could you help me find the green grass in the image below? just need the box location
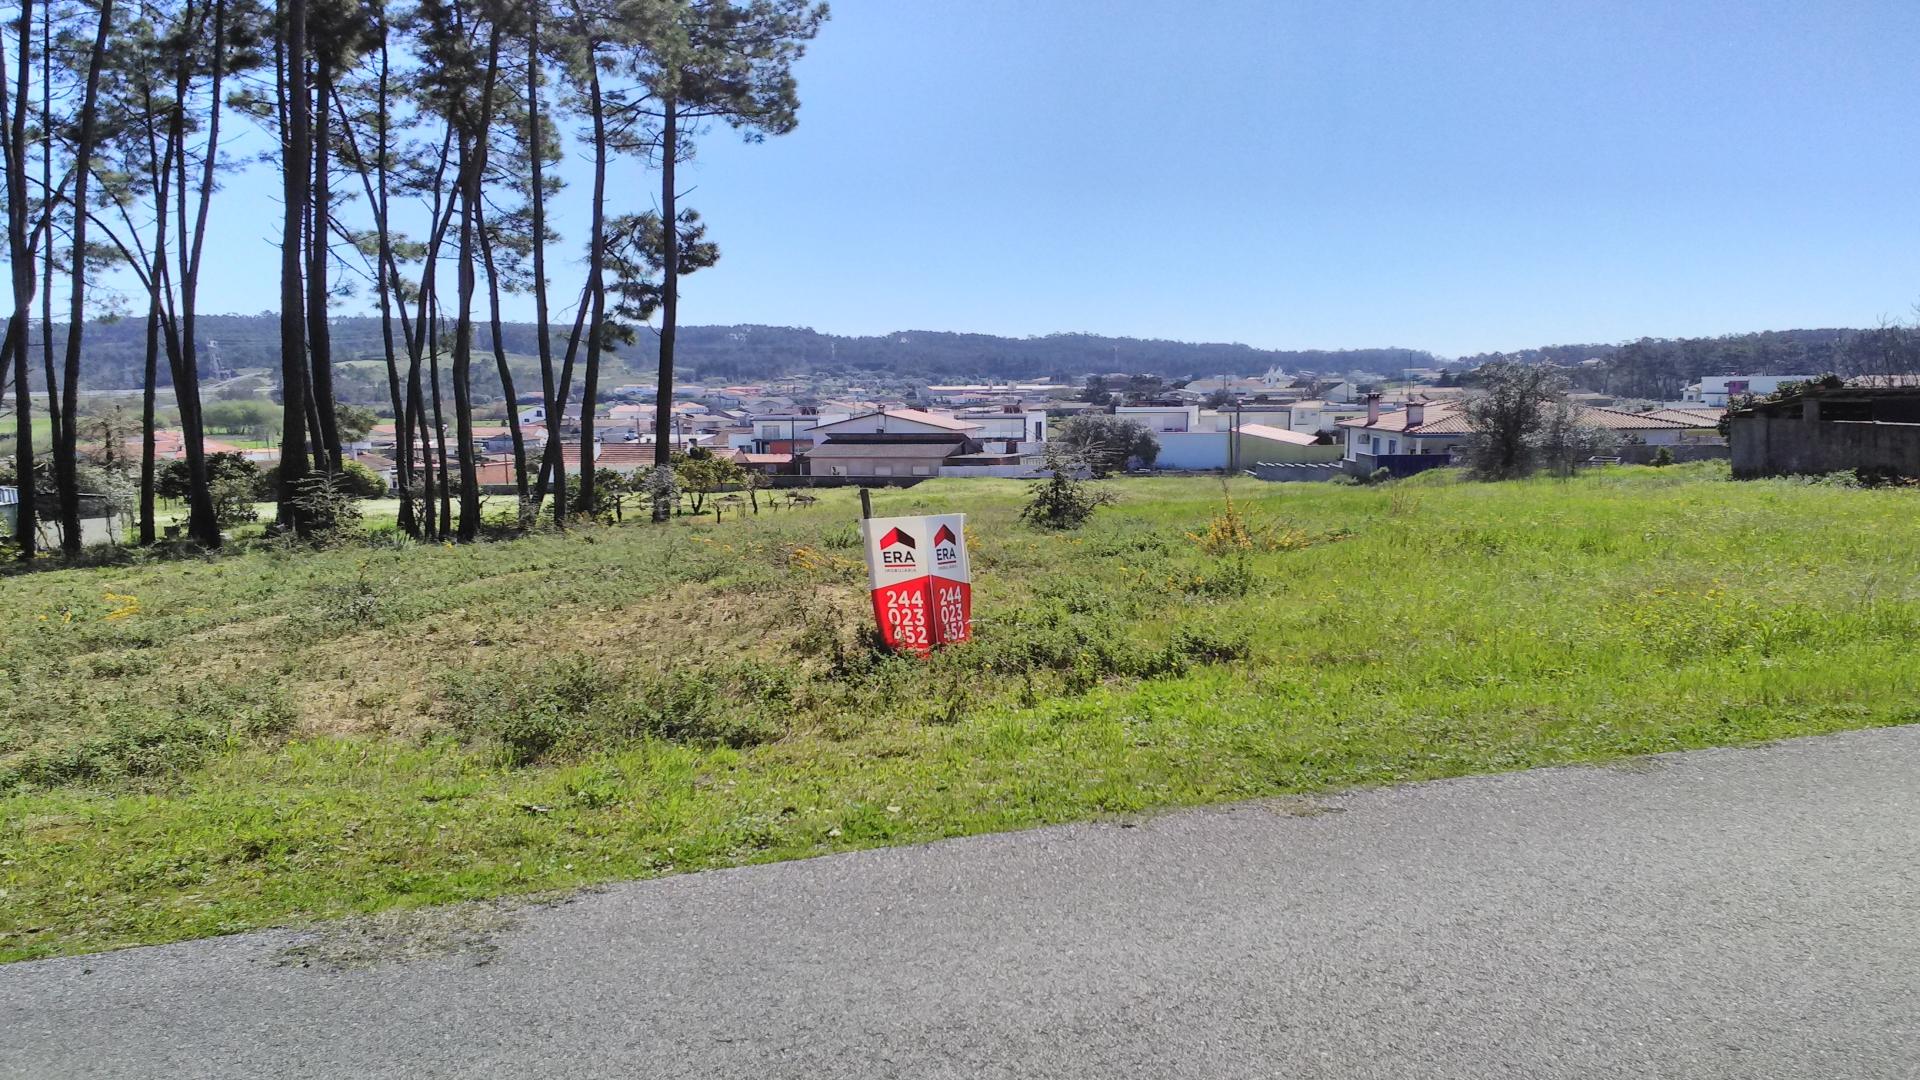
[4,463,1918,962]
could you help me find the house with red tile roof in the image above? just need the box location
[1337,397,1693,476]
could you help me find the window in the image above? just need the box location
[1371,436,1380,454]
[911,464,933,476]
[874,464,894,476]
[1387,439,1397,455]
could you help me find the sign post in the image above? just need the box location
[860,511,972,654]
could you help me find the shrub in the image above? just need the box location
[1651,446,1676,468]
[156,452,260,529]
[1169,624,1251,664]
[1020,448,1116,529]
[339,460,389,498]
[259,460,387,501]
[289,472,364,547]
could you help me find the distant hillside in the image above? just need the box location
[35,314,1434,394]
[1455,327,1920,399]
[33,315,1920,402]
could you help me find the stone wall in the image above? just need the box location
[1731,416,1920,478]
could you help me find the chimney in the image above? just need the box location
[1365,393,1381,425]
[1405,401,1425,428]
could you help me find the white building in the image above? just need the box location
[1282,400,1371,436]
[954,408,1049,454]
[1114,405,1232,470]
[1684,375,1819,408]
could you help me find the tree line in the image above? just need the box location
[11,314,1449,392]
[1,0,825,560]
[1457,327,1920,401]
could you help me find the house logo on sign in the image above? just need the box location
[878,527,918,568]
[932,523,960,569]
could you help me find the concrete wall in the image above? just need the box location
[1152,430,1230,470]
[941,464,1047,479]
[1732,415,1920,478]
[812,456,946,479]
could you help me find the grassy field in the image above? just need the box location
[4,463,1918,962]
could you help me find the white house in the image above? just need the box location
[1684,375,1819,408]
[1282,400,1371,435]
[1337,399,1459,475]
[1112,405,1233,470]
[953,407,1048,454]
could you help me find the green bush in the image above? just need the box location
[257,460,388,501]
[1020,450,1117,529]
[340,460,389,498]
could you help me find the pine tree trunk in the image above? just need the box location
[427,299,450,535]
[452,132,480,541]
[277,0,311,533]
[650,95,679,523]
[526,4,559,525]
[139,293,159,545]
[55,0,115,555]
[476,203,528,512]
[308,58,340,474]
[38,0,61,532]
[4,0,38,560]
[578,61,608,520]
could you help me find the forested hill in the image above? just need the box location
[1454,327,1920,399]
[48,315,1434,390]
[46,315,1920,398]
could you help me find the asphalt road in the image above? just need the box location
[7,727,1919,1079]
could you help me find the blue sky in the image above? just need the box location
[185,0,1920,357]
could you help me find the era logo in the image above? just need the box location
[932,523,959,568]
[879,527,917,567]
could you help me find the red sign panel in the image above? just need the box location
[862,513,971,653]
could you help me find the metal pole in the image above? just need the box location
[859,487,872,520]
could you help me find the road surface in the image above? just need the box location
[6,726,1919,1079]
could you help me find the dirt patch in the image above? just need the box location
[273,897,549,971]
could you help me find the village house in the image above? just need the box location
[950,406,1049,454]
[1684,375,1819,408]
[1338,398,1696,477]
[802,409,1003,478]
[1280,399,1371,436]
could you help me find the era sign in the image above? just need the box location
[861,513,972,654]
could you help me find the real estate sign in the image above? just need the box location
[861,513,972,654]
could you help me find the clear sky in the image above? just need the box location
[183,0,1920,358]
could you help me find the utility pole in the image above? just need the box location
[1232,398,1242,473]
